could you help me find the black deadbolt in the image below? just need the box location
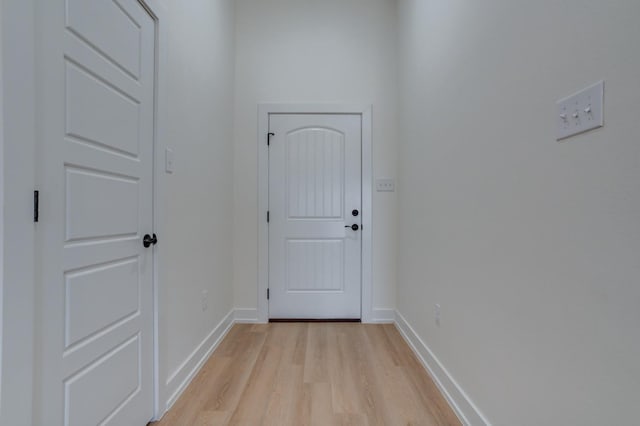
[352,209,359,217]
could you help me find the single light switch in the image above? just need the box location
[376,178,395,192]
[556,81,604,141]
[165,148,174,173]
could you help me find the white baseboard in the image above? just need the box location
[234,308,260,323]
[369,308,396,323]
[394,311,490,426]
[164,310,235,412]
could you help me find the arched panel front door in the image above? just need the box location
[268,114,362,319]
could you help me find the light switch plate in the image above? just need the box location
[556,80,604,141]
[165,148,174,173]
[376,178,395,192]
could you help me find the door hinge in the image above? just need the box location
[267,132,274,146]
[267,288,270,300]
[34,190,39,222]
[267,210,270,223]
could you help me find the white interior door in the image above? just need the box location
[268,114,362,319]
[39,1,155,424]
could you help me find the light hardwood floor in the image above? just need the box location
[151,323,461,426]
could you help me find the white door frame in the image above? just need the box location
[0,0,5,413]
[139,0,171,420]
[257,104,373,323]
[123,1,173,420]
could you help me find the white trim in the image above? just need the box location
[140,0,170,420]
[234,308,260,323]
[394,311,490,426]
[257,106,269,323]
[370,309,396,323]
[0,0,4,409]
[163,310,235,414]
[360,107,373,323]
[257,104,374,323]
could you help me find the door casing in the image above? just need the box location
[257,104,373,323]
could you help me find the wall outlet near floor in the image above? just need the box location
[435,304,441,327]
[202,289,209,311]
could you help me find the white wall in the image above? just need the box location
[233,0,399,317]
[158,0,236,409]
[0,0,37,424]
[396,1,640,425]
[0,0,4,412]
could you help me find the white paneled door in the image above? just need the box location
[39,1,155,425]
[268,114,362,319]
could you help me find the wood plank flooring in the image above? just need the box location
[151,323,461,426]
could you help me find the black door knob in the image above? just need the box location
[345,224,359,231]
[352,209,359,217]
[143,233,158,248]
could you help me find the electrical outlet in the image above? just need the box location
[201,289,208,311]
[435,304,441,327]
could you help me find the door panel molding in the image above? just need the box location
[36,0,162,424]
[2,0,170,423]
[257,104,373,323]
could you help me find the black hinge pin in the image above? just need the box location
[267,132,274,146]
[34,190,39,222]
[267,211,270,223]
[267,288,270,300]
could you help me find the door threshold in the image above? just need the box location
[269,318,361,323]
